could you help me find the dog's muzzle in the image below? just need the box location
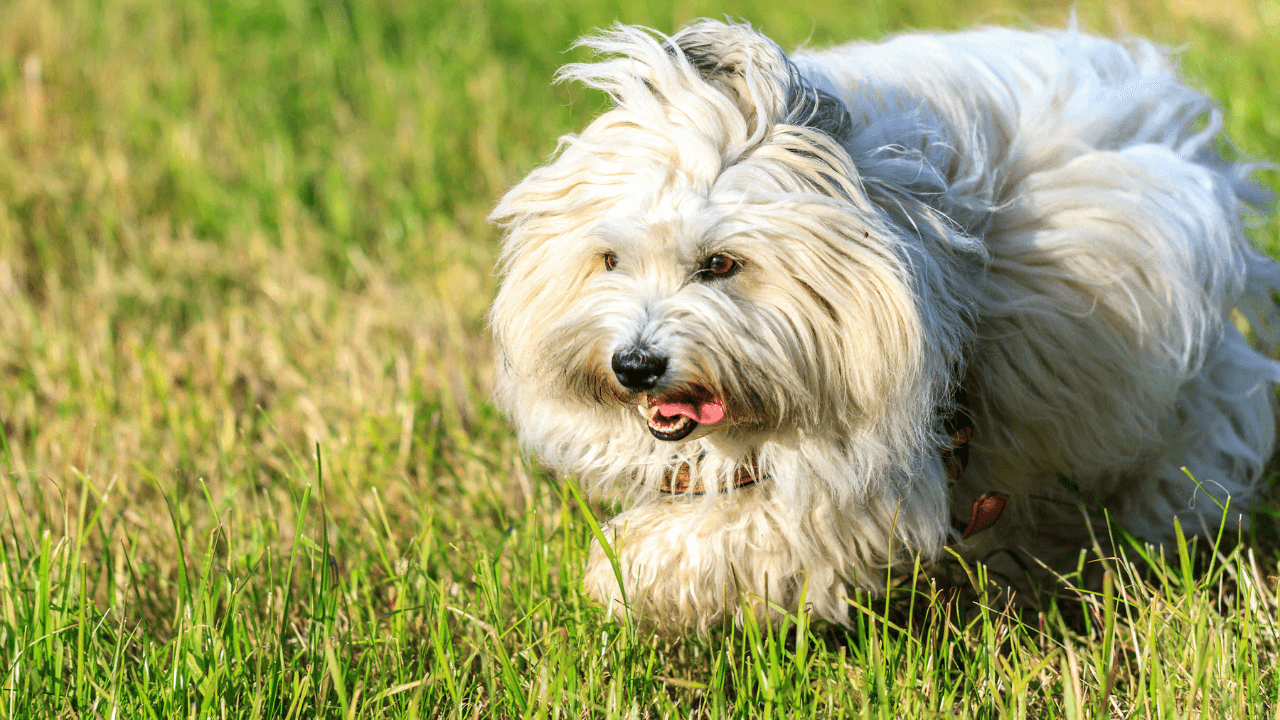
[612,348,727,441]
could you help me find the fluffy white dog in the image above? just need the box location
[489,20,1280,631]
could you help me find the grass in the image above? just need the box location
[0,0,1279,716]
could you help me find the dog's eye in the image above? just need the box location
[701,254,737,278]
[603,252,618,271]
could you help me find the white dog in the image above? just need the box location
[489,20,1280,631]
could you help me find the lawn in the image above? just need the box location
[1,0,1279,716]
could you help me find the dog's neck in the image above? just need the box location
[655,392,1007,540]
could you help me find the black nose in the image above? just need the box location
[611,348,668,391]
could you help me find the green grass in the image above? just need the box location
[1,0,1279,716]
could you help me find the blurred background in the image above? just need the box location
[2,0,1275,523]
[0,0,1276,710]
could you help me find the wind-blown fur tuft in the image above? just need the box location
[489,19,1280,632]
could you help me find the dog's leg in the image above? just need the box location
[581,484,939,631]
[583,492,839,631]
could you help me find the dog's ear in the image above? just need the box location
[669,22,855,148]
[665,21,796,138]
[783,77,855,145]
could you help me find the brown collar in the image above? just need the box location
[658,456,763,495]
[942,389,1008,539]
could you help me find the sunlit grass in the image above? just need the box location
[0,0,1278,716]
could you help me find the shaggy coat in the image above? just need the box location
[489,20,1280,631]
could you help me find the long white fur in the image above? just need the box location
[489,20,1280,632]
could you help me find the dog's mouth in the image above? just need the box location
[638,390,726,441]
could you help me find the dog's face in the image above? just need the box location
[490,23,946,478]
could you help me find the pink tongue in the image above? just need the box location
[656,398,725,425]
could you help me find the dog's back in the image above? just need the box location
[802,27,1280,553]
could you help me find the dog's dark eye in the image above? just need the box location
[701,253,737,278]
[603,252,618,271]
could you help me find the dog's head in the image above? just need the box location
[490,21,971,486]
